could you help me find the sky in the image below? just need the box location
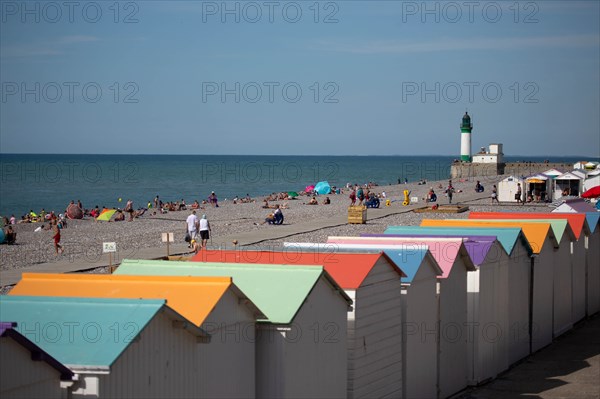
[1,0,599,157]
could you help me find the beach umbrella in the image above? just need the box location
[66,203,83,219]
[581,185,600,199]
[96,209,117,222]
[305,185,315,193]
[314,181,331,195]
[287,191,299,198]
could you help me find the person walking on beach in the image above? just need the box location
[349,188,357,205]
[199,214,211,249]
[186,210,199,245]
[515,183,523,205]
[154,195,160,210]
[491,185,499,204]
[446,181,455,204]
[48,219,63,255]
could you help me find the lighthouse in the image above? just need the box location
[460,111,472,162]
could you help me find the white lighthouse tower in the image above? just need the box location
[460,111,472,162]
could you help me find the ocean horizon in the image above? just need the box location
[1,154,595,218]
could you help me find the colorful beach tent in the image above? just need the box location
[96,208,116,222]
[287,191,299,198]
[304,185,315,193]
[314,181,331,195]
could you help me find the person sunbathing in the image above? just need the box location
[308,196,318,205]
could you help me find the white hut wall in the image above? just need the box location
[571,238,587,323]
[256,277,349,399]
[0,337,66,399]
[401,258,439,399]
[200,288,258,398]
[466,244,509,385]
[506,243,532,365]
[98,311,203,399]
[348,259,403,399]
[586,230,600,316]
[438,258,469,398]
[552,237,574,337]
[531,239,555,352]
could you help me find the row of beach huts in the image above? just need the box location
[1,205,599,398]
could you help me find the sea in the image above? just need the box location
[0,154,593,218]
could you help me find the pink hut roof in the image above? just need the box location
[326,236,475,278]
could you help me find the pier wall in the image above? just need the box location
[450,162,573,179]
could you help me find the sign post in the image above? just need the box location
[162,233,174,257]
[103,242,117,272]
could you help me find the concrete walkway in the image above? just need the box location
[455,315,600,399]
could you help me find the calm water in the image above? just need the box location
[0,154,590,217]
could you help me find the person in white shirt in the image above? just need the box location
[199,214,211,248]
[186,210,199,242]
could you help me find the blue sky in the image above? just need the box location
[1,0,599,156]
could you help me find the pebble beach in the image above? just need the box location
[0,174,552,273]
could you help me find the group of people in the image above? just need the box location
[349,185,386,207]
[307,196,331,205]
[185,210,212,254]
[232,194,254,204]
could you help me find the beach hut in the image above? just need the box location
[497,175,524,203]
[542,168,565,179]
[1,322,74,399]
[584,214,600,315]
[328,234,509,388]
[282,243,442,399]
[114,259,352,399]
[421,219,558,352]
[553,171,584,199]
[525,174,552,202]
[382,226,533,366]
[325,237,475,398]
[470,212,590,324]
[192,250,407,399]
[557,211,600,316]
[466,217,576,337]
[10,273,263,398]
[0,296,210,398]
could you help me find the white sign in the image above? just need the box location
[103,242,117,253]
[162,232,174,243]
[411,197,419,204]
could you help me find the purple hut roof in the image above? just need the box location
[362,233,497,266]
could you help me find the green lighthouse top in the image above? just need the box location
[461,112,472,130]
